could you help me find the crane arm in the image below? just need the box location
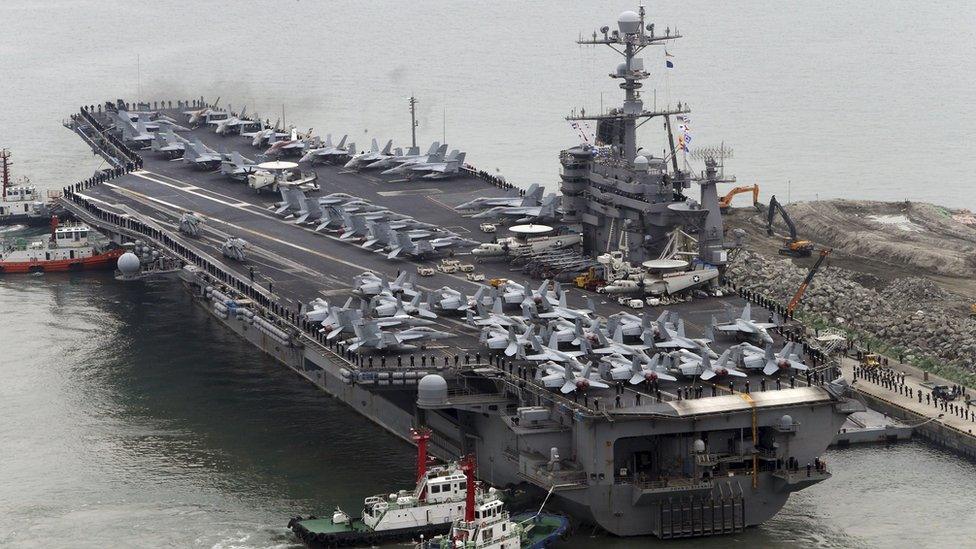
[787,248,831,314]
[767,195,799,241]
[719,184,760,209]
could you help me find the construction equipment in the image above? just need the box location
[766,195,814,257]
[787,248,831,315]
[860,353,881,370]
[574,267,605,291]
[719,184,760,211]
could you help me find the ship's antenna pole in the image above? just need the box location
[408,95,418,148]
[0,149,10,200]
[442,106,446,144]
[137,54,141,100]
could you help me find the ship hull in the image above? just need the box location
[0,247,123,273]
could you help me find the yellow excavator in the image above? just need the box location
[766,195,814,257]
[719,184,760,212]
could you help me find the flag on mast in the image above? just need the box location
[665,49,675,69]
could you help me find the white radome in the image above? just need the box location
[117,252,141,275]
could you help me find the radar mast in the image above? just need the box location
[569,5,688,163]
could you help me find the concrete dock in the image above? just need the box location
[840,357,976,458]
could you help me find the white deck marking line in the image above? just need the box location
[111,172,489,332]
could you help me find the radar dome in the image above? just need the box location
[633,155,649,172]
[616,62,628,76]
[417,374,448,408]
[779,415,794,430]
[693,439,706,453]
[117,252,140,275]
[618,10,641,34]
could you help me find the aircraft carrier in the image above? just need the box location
[54,7,862,538]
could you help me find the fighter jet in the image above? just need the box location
[607,311,668,339]
[317,299,367,340]
[738,342,810,375]
[150,127,187,159]
[300,134,354,164]
[264,128,307,157]
[537,360,610,394]
[480,325,538,357]
[675,348,747,381]
[220,151,259,181]
[410,150,466,179]
[115,109,189,133]
[430,286,472,313]
[466,300,531,330]
[365,142,438,170]
[182,138,223,170]
[116,118,154,149]
[537,292,596,324]
[654,316,718,358]
[344,139,395,170]
[273,185,307,216]
[352,271,419,298]
[381,144,448,176]
[242,119,285,146]
[524,332,591,363]
[364,221,438,250]
[371,292,438,320]
[455,183,544,213]
[385,231,474,260]
[602,352,677,384]
[349,321,453,351]
[498,279,560,307]
[470,193,560,223]
[183,97,221,126]
[592,325,653,356]
[712,304,778,344]
[213,107,250,135]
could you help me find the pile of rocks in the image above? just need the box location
[727,250,976,372]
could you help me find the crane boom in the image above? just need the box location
[787,248,831,314]
[719,184,759,210]
[766,195,797,241]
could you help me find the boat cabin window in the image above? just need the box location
[431,484,441,494]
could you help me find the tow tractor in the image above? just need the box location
[479,222,497,233]
[417,265,435,277]
[438,259,460,273]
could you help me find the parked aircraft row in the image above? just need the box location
[454,183,562,223]
[181,102,469,180]
[271,189,477,260]
[457,284,804,392]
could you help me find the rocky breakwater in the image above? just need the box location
[727,250,976,383]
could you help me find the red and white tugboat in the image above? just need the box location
[0,217,123,273]
[0,149,56,226]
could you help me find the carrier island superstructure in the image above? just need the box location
[54,7,861,538]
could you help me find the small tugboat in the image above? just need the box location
[0,217,123,273]
[0,149,56,226]
[418,455,569,549]
[288,429,479,548]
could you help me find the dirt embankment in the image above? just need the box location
[726,199,976,298]
[724,199,976,381]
